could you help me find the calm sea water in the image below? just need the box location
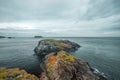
[0,37,120,80]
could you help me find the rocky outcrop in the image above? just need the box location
[41,51,107,80]
[34,39,107,80]
[0,39,107,80]
[0,67,39,80]
[34,39,80,56]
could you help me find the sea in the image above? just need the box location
[0,37,120,80]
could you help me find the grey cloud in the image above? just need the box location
[0,0,120,21]
[82,0,120,20]
[0,0,73,22]
[0,0,120,37]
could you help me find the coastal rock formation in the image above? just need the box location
[34,39,80,56]
[0,39,107,80]
[34,39,107,80]
[43,51,106,80]
[0,67,39,80]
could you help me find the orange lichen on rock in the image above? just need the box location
[48,56,57,64]
[46,55,57,67]
[46,51,76,69]
[46,55,57,75]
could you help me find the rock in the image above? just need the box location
[34,39,80,56]
[90,68,107,80]
[43,51,107,80]
[0,67,39,80]
[34,39,107,80]
[40,72,49,80]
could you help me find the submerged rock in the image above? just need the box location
[34,39,80,56]
[0,67,39,80]
[43,51,107,80]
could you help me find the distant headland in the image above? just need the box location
[0,36,6,38]
[0,36,15,39]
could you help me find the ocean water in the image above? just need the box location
[0,37,120,80]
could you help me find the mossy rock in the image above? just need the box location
[34,39,80,56]
[44,51,106,80]
[0,68,39,80]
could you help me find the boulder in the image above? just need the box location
[34,39,80,56]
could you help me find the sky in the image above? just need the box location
[0,0,120,37]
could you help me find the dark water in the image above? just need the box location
[0,37,120,80]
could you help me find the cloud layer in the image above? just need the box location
[0,0,120,37]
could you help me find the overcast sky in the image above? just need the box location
[0,0,120,37]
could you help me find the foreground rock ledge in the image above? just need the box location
[40,51,106,80]
[0,68,39,80]
[34,39,80,56]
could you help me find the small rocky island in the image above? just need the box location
[34,36,43,38]
[0,39,107,80]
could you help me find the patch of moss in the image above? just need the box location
[45,39,69,49]
[55,43,69,49]
[43,39,62,43]
[57,50,75,64]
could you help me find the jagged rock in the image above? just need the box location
[43,51,107,80]
[0,67,39,80]
[34,39,80,56]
